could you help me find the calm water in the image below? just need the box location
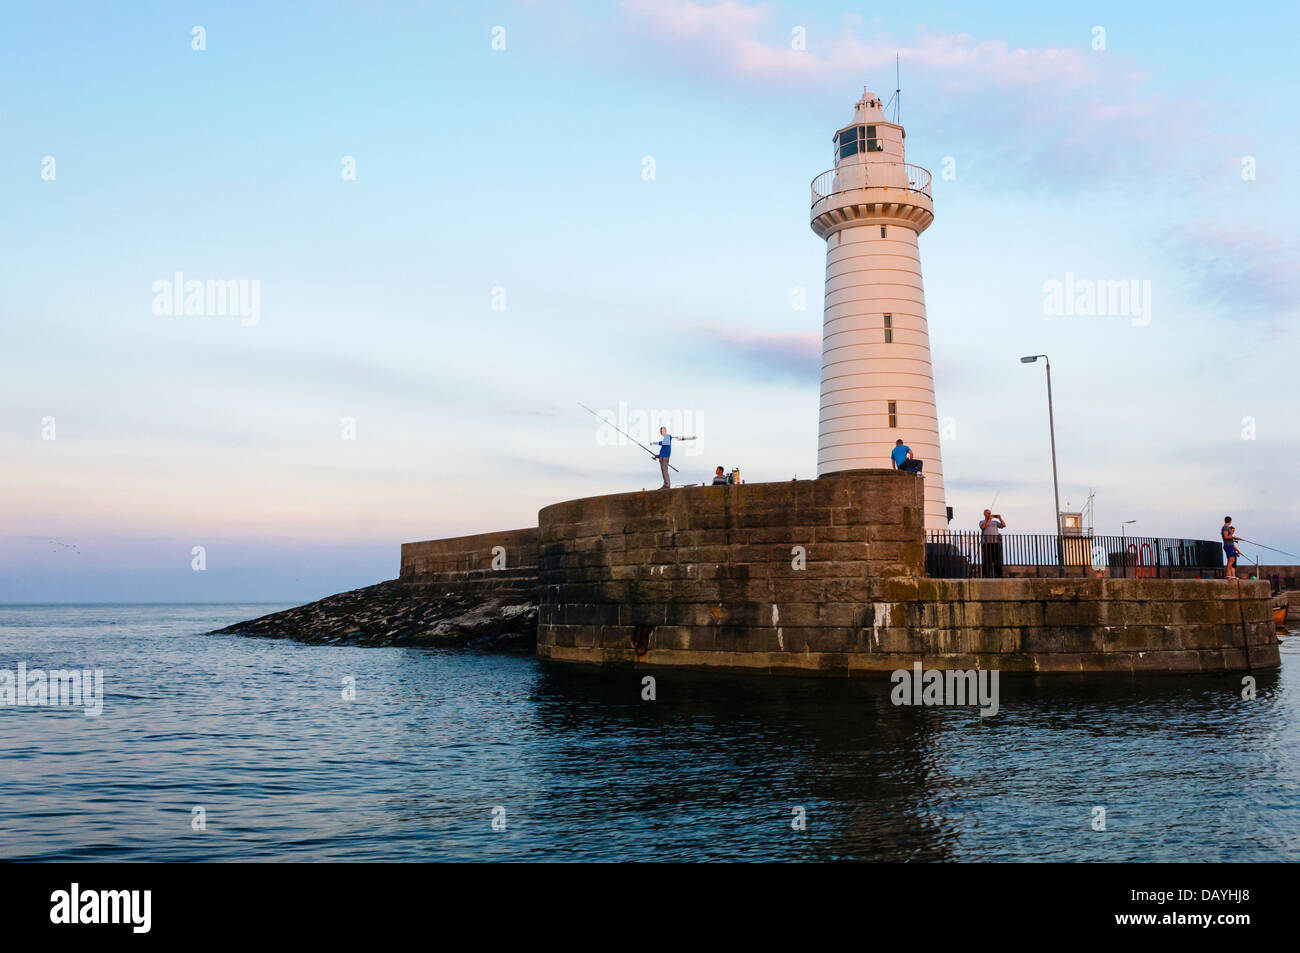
[0,603,1297,862]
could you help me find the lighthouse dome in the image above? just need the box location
[833,87,905,166]
[853,89,886,123]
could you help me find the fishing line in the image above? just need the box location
[1235,538,1300,560]
[578,403,680,473]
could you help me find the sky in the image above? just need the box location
[3,0,1298,602]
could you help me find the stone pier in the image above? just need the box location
[529,471,1279,675]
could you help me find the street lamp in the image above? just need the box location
[1121,520,1137,579]
[1021,354,1063,576]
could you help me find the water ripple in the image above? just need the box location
[0,604,1296,861]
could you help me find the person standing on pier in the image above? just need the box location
[652,426,695,489]
[1222,517,1242,579]
[980,509,1007,578]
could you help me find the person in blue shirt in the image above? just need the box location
[652,427,695,489]
[891,438,923,473]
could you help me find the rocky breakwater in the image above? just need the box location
[216,526,542,650]
[213,580,538,651]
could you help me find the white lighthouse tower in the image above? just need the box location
[810,88,947,530]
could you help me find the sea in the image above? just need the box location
[1,604,1297,862]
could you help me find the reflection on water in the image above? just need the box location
[0,605,1296,861]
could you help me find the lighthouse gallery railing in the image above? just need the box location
[810,162,932,208]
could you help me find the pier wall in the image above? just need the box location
[399,527,537,599]
[1254,565,1300,592]
[855,576,1278,674]
[536,470,922,669]
[393,473,1279,674]
[532,472,1279,675]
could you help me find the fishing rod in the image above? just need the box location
[1234,538,1300,561]
[977,493,1001,527]
[578,403,679,473]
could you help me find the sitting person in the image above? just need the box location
[712,466,729,485]
[890,438,923,473]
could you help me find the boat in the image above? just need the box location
[1274,604,1289,630]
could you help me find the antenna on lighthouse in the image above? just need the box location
[894,53,901,123]
[882,54,902,123]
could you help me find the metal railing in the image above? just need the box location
[810,162,932,208]
[925,531,1225,580]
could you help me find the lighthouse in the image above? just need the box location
[810,89,948,530]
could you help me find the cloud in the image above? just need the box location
[1162,224,1300,327]
[697,325,820,382]
[619,1,1102,89]
[615,1,1294,329]
[615,2,1214,190]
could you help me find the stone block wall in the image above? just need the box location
[1253,565,1300,592]
[865,577,1279,674]
[535,472,1278,675]
[394,472,1279,675]
[536,470,925,668]
[399,527,538,598]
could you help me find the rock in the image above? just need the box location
[211,579,538,652]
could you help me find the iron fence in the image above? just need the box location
[925,531,1225,579]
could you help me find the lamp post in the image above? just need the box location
[1121,520,1137,579]
[1021,354,1062,576]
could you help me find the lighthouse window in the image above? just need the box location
[837,126,863,161]
[888,401,898,428]
[837,126,884,162]
[880,226,887,237]
[884,314,893,342]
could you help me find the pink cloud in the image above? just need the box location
[700,325,821,381]
[614,1,1213,190]
[620,0,1102,91]
[1170,225,1300,317]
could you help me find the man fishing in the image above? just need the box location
[652,426,695,489]
[980,509,1007,578]
[1222,517,1242,579]
[578,404,692,488]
